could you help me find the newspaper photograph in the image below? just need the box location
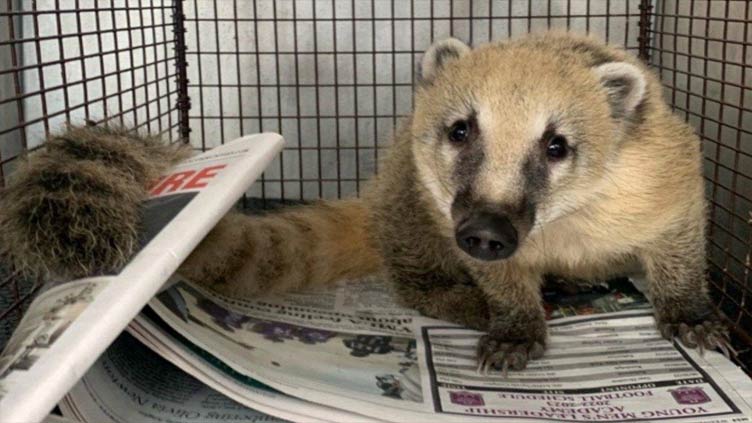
[59,332,283,423]
[0,133,284,423]
[0,277,110,393]
[142,275,752,422]
[149,278,426,412]
[128,308,375,422]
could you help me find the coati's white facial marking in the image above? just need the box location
[414,143,457,222]
[529,113,549,144]
[531,191,586,233]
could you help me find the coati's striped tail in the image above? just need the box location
[178,199,382,298]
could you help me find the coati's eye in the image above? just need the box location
[448,120,471,143]
[546,135,569,160]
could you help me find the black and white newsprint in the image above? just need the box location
[59,332,284,423]
[119,275,752,422]
[421,312,751,421]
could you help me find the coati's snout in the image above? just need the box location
[455,212,518,261]
[451,193,533,261]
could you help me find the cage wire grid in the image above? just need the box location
[0,0,184,346]
[0,0,750,374]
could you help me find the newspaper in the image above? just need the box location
[128,310,377,423]
[42,414,80,423]
[0,133,284,423]
[421,313,750,421]
[59,332,284,423]
[138,275,752,422]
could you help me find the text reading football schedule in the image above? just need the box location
[421,312,752,422]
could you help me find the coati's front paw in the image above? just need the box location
[658,317,732,357]
[476,335,546,375]
[475,306,548,374]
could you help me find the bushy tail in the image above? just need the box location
[0,125,190,279]
[178,199,383,299]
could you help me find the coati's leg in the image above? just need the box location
[389,268,490,331]
[474,267,547,373]
[640,226,730,354]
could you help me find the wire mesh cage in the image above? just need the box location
[648,0,752,373]
[0,0,750,374]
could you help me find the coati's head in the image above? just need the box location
[411,33,652,262]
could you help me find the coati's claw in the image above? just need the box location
[476,335,545,376]
[659,319,734,357]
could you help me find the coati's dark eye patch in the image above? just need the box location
[448,119,473,144]
[546,135,569,161]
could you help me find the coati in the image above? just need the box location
[179,32,729,372]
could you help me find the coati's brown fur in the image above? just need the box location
[0,125,191,279]
[179,199,382,297]
[180,32,729,371]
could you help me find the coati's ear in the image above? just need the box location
[419,38,471,85]
[592,62,647,119]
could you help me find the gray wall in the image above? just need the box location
[4,0,176,153]
[0,1,22,180]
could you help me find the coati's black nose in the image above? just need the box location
[455,213,518,261]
